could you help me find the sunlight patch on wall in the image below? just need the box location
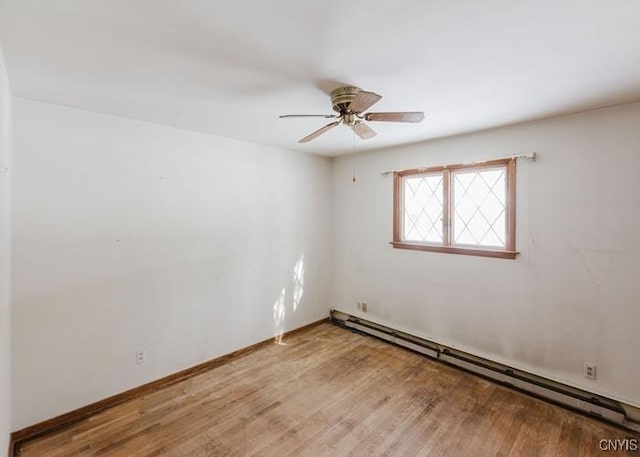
[293,254,304,311]
[273,286,286,344]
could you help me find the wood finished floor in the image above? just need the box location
[18,323,638,457]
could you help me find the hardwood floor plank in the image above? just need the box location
[17,324,638,457]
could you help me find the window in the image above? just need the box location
[392,158,516,259]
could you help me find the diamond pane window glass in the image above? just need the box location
[452,167,506,248]
[393,158,516,259]
[403,174,443,243]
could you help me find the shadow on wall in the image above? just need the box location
[273,254,305,344]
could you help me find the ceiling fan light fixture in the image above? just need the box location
[280,86,425,143]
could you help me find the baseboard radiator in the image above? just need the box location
[330,310,640,433]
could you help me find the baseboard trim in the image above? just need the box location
[10,317,329,456]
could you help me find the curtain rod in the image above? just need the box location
[381,152,536,176]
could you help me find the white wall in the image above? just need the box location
[333,102,640,407]
[11,98,332,430]
[10,94,640,432]
[0,46,12,456]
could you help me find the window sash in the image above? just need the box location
[392,158,516,259]
[451,165,507,249]
[402,172,444,244]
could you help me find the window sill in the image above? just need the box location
[390,241,518,259]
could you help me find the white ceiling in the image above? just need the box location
[1,0,640,156]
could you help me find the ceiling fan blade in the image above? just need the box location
[280,114,337,119]
[348,90,382,113]
[298,121,341,143]
[350,122,377,140]
[364,112,425,123]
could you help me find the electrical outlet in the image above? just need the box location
[136,350,145,365]
[584,362,596,380]
[357,302,368,312]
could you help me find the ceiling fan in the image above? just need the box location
[280,86,425,143]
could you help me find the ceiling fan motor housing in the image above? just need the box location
[330,86,361,113]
